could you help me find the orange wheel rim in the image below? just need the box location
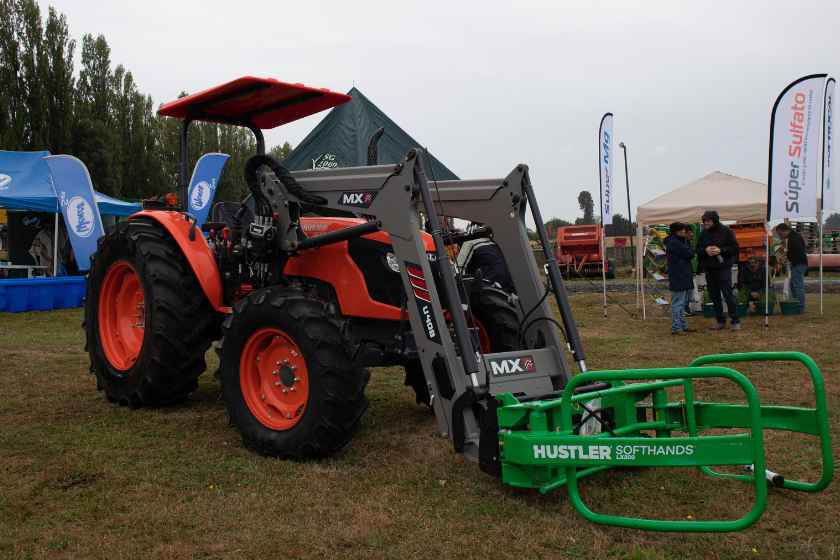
[475,318,492,353]
[445,309,493,353]
[240,328,309,430]
[98,261,145,371]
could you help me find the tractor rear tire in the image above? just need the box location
[469,285,521,352]
[219,286,369,458]
[404,284,520,407]
[85,218,219,407]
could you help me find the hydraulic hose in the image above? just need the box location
[244,154,328,213]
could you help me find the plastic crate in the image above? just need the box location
[703,302,749,318]
[780,300,802,315]
[0,276,86,313]
[749,301,775,315]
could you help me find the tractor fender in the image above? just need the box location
[129,210,225,312]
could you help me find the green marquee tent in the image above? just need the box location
[282,87,458,180]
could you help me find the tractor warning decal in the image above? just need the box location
[339,191,377,208]
[488,356,536,376]
[406,262,440,344]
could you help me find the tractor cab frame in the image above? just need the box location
[158,76,352,211]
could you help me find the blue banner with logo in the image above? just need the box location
[598,112,614,226]
[187,153,229,227]
[43,155,105,272]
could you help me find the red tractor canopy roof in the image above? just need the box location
[157,76,351,129]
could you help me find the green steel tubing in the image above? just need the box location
[497,352,831,532]
[688,352,832,492]
[557,366,767,532]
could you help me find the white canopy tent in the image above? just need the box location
[635,171,767,318]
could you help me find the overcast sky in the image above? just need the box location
[41,0,840,221]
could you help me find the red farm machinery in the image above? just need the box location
[554,224,615,278]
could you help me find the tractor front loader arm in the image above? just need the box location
[251,150,582,461]
[250,152,484,455]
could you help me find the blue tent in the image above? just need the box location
[0,150,141,216]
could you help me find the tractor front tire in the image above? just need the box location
[219,286,369,458]
[85,218,219,407]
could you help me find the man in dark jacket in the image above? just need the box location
[698,210,740,330]
[739,256,767,306]
[465,241,515,293]
[665,222,695,335]
[775,223,808,312]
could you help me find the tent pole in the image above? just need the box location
[620,142,633,252]
[53,212,59,277]
[764,224,770,328]
[635,226,640,308]
[601,230,607,318]
[639,227,646,320]
[818,206,824,316]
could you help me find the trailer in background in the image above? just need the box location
[554,224,614,278]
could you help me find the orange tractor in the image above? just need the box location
[84,77,546,458]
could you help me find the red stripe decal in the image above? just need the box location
[406,265,424,279]
[413,287,431,302]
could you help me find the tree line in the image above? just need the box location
[0,0,290,204]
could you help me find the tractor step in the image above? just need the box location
[496,351,832,532]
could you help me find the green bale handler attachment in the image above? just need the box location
[497,351,832,532]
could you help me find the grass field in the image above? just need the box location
[1,294,838,559]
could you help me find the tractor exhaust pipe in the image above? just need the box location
[367,127,385,165]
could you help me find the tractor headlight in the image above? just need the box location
[386,252,400,273]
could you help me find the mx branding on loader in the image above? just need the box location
[84,76,832,533]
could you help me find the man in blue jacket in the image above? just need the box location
[666,222,695,335]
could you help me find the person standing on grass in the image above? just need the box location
[698,210,741,330]
[775,223,808,313]
[665,222,695,335]
[684,225,697,317]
